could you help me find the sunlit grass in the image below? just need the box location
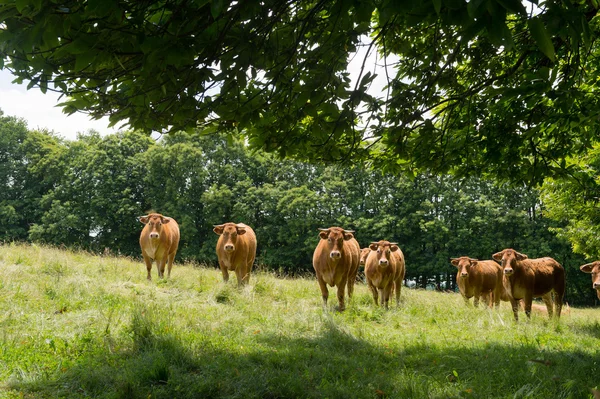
[0,243,599,398]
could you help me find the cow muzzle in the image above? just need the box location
[593,282,600,290]
[149,232,159,239]
[330,251,341,259]
[379,259,389,266]
[504,268,514,276]
[460,272,468,278]
[224,244,235,252]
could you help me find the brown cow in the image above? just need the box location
[450,257,504,308]
[359,247,371,267]
[492,249,565,321]
[312,227,360,311]
[365,241,406,309]
[139,213,180,280]
[580,261,600,300]
[214,223,257,287]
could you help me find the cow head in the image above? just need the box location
[318,227,354,260]
[359,248,371,266]
[492,249,528,276]
[139,213,172,240]
[214,223,247,253]
[368,241,399,267]
[450,257,478,279]
[580,261,600,299]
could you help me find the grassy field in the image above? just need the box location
[0,243,599,399]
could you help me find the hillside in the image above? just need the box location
[0,243,599,398]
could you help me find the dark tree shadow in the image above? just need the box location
[6,313,599,399]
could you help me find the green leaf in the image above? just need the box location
[26,76,40,90]
[495,0,526,15]
[211,0,227,19]
[74,52,95,72]
[15,0,30,13]
[528,17,555,62]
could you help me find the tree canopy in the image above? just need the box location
[1,0,600,183]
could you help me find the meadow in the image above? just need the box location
[0,243,599,399]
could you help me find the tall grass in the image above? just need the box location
[0,243,599,398]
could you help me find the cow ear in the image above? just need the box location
[138,215,149,224]
[369,243,379,251]
[236,227,247,235]
[390,244,399,252]
[319,231,329,240]
[515,252,528,261]
[450,258,459,267]
[580,263,595,273]
[492,251,504,261]
[343,232,354,241]
[469,259,479,266]
[161,217,171,224]
[213,225,224,235]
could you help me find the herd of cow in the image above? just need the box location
[138,213,600,321]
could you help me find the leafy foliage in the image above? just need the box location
[2,1,600,182]
[542,145,600,258]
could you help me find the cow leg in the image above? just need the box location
[236,267,250,287]
[541,293,554,319]
[317,277,329,309]
[462,294,470,307]
[143,254,153,281]
[394,279,402,306]
[493,287,501,309]
[554,291,563,319]
[157,259,166,279]
[346,276,355,301]
[378,288,384,307]
[523,294,533,320]
[482,292,492,308]
[510,297,520,321]
[383,285,393,310]
[166,252,175,278]
[337,276,348,311]
[368,282,379,306]
[473,289,480,308]
[480,292,489,308]
[219,261,229,283]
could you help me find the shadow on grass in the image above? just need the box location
[570,320,600,340]
[5,313,599,399]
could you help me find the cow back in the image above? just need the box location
[506,257,565,299]
[527,257,565,296]
[392,248,406,281]
[140,217,180,260]
[216,224,257,267]
[365,244,404,285]
[475,260,503,292]
[312,229,358,287]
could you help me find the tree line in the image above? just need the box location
[0,111,596,305]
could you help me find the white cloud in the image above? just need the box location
[0,69,118,140]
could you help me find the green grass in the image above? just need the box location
[0,243,599,399]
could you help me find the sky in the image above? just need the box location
[0,68,118,141]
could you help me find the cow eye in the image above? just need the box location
[327,238,332,243]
